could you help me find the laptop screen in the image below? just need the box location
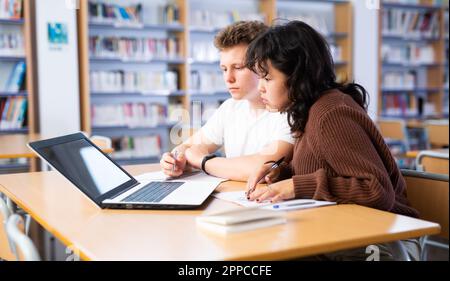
[31,135,135,203]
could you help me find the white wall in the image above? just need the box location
[35,0,80,137]
[350,0,380,120]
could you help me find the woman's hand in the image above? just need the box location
[246,162,281,196]
[248,179,295,203]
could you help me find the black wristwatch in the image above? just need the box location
[201,154,217,175]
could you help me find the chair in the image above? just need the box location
[425,120,449,149]
[416,150,449,175]
[402,169,449,260]
[0,194,15,261]
[377,118,414,168]
[6,214,41,261]
[90,135,112,150]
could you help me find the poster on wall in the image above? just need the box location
[47,22,68,50]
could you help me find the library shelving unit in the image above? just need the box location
[378,0,449,121]
[77,0,353,165]
[0,0,37,173]
[377,0,449,168]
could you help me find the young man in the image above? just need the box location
[159,21,294,181]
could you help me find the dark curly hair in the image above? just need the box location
[245,20,368,135]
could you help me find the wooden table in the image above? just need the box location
[0,134,40,159]
[0,134,114,159]
[0,164,440,261]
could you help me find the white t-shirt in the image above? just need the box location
[201,98,295,158]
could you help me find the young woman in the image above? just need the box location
[245,21,420,261]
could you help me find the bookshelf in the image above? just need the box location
[378,0,449,121]
[0,0,37,173]
[77,0,354,165]
[377,0,449,169]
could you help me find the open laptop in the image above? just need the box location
[28,132,219,210]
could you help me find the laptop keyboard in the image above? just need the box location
[121,181,184,203]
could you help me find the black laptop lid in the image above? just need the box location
[29,133,138,206]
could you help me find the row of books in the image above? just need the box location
[383,0,448,5]
[90,70,178,93]
[111,135,161,160]
[89,1,180,25]
[88,1,142,24]
[0,32,24,57]
[91,103,167,128]
[190,70,226,93]
[381,94,419,117]
[89,36,182,61]
[0,96,27,129]
[381,43,435,64]
[381,9,440,38]
[382,71,417,89]
[190,41,219,62]
[190,10,265,28]
[2,61,26,93]
[329,44,342,63]
[277,11,330,36]
[0,0,22,19]
[191,101,224,126]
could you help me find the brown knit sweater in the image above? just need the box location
[281,90,419,218]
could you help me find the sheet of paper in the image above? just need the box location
[213,191,336,210]
[135,170,227,184]
[261,199,336,211]
[212,191,272,208]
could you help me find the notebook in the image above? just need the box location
[196,207,286,235]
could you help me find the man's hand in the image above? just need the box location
[160,146,188,177]
[185,145,210,170]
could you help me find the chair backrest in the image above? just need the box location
[378,119,408,141]
[402,169,449,240]
[425,120,449,148]
[0,195,16,261]
[90,135,112,149]
[6,214,40,261]
[416,150,449,175]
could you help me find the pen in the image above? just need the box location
[248,156,285,195]
[272,201,315,209]
[172,150,178,173]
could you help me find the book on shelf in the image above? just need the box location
[383,0,448,6]
[0,96,27,129]
[91,103,167,128]
[88,1,142,24]
[90,70,178,93]
[111,135,161,160]
[190,70,226,93]
[0,0,22,20]
[382,8,440,39]
[381,43,435,65]
[190,10,265,29]
[382,94,418,117]
[89,36,181,61]
[383,71,417,89]
[159,3,180,25]
[167,102,184,124]
[190,41,219,63]
[0,31,25,57]
[277,11,330,36]
[3,61,26,93]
